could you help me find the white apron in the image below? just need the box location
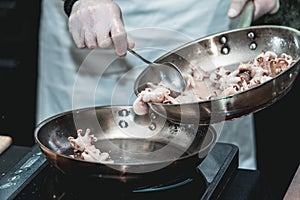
[37,0,256,169]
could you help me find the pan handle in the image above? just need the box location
[229,0,254,29]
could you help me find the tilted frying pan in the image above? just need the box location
[134,25,300,124]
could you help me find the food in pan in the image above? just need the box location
[133,51,295,115]
[68,128,114,163]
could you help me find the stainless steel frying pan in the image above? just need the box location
[34,106,217,188]
[134,25,300,124]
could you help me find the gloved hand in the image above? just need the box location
[68,0,134,57]
[228,0,280,21]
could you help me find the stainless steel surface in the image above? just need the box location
[134,25,300,124]
[34,105,217,186]
[129,48,186,96]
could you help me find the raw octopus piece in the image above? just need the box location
[68,128,114,163]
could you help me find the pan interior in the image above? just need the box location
[50,128,214,165]
[63,138,190,164]
[35,106,216,166]
[146,25,300,123]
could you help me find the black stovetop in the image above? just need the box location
[0,143,239,200]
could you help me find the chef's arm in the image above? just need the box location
[63,0,134,57]
[228,0,280,21]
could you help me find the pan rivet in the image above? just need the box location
[249,42,257,50]
[247,32,255,39]
[149,122,156,130]
[219,36,227,44]
[150,112,157,120]
[119,120,128,128]
[221,46,230,55]
[118,109,129,117]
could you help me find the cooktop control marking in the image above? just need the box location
[0,145,47,200]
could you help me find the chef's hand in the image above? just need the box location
[68,0,134,57]
[228,0,280,21]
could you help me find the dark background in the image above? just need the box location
[253,1,300,199]
[0,0,40,146]
[0,0,299,200]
